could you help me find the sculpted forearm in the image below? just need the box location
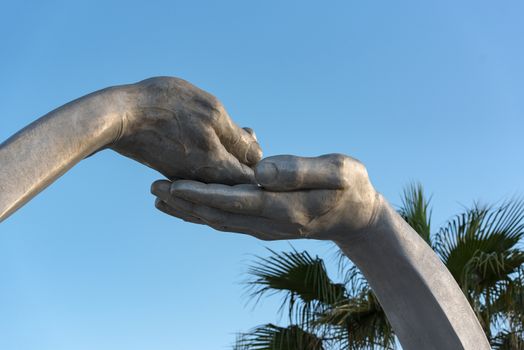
[0,86,129,221]
[152,153,492,350]
[0,77,262,222]
[335,196,490,350]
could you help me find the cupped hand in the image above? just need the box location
[112,77,262,184]
[151,154,380,241]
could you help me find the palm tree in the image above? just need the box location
[233,184,524,349]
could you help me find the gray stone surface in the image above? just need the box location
[152,154,492,350]
[0,77,261,221]
[1,77,491,349]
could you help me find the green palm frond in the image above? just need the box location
[234,324,325,350]
[434,198,524,337]
[462,250,524,295]
[335,251,368,294]
[398,182,432,245]
[236,191,524,350]
[317,290,395,350]
[491,270,524,328]
[245,248,346,324]
[435,199,524,290]
[491,330,524,350]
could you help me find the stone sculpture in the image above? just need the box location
[0,77,491,349]
[0,77,261,221]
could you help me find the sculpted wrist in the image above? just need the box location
[101,84,143,148]
[326,190,387,244]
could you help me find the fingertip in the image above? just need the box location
[246,141,263,166]
[151,180,171,196]
[243,126,263,165]
[214,118,263,166]
[255,160,279,187]
[243,127,258,142]
[256,154,354,191]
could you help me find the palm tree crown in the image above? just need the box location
[234,184,524,350]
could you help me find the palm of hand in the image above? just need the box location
[151,154,379,241]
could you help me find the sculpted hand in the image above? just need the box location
[112,77,262,184]
[151,153,493,350]
[0,76,261,222]
[151,154,379,241]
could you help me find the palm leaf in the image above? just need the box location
[317,290,396,350]
[462,250,524,295]
[491,330,524,350]
[491,270,524,330]
[245,248,346,325]
[435,199,524,290]
[398,182,432,245]
[237,194,524,350]
[434,198,524,337]
[234,324,324,350]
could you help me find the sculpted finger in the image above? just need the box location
[213,108,262,166]
[255,154,360,191]
[170,180,315,226]
[152,181,204,224]
[213,148,257,185]
[160,196,299,241]
[151,179,172,201]
[189,131,256,185]
[204,213,299,241]
[242,127,258,141]
[155,198,204,224]
[170,180,265,215]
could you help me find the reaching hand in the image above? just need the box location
[151,154,380,241]
[112,77,262,184]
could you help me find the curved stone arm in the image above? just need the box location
[336,198,491,350]
[0,77,261,222]
[151,154,491,350]
[0,87,125,221]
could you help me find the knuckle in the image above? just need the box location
[328,153,369,186]
[327,153,352,187]
[351,157,369,177]
[328,153,348,167]
[208,95,223,111]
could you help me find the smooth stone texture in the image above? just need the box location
[0,78,491,349]
[0,77,261,222]
[154,154,492,350]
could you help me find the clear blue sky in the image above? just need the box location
[1,1,523,349]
